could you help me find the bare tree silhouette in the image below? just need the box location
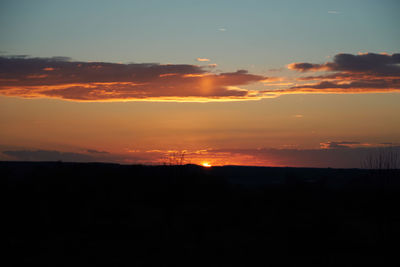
[362,147,400,169]
[165,151,186,166]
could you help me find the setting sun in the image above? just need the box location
[201,162,212,167]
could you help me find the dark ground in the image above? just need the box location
[5,162,400,266]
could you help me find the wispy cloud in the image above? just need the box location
[2,150,95,162]
[87,149,109,154]
[320,141,361,149]
[196,57,210,62]
[319,141,397,149]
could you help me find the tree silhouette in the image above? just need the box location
[165,151,186,165]
[362,147,400,169]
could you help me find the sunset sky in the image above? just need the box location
[1,0,399,167]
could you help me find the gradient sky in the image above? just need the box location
[1,0,399,167]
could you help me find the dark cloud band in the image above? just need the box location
[281,53,400,93]
[1,53,399,101]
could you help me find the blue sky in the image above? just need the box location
[1,0,399,73]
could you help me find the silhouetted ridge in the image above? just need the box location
[5,162,400,266]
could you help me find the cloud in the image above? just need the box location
[124,142,399,168]
[218,28,227,32]
[270,52,400,94]
[0,56,267,102]
[203,145,400,168]
[1,52,398,102]
[319,141,398,149]
[1,149,145,164]
[2,150,95,162]
[289,53,400,74]
[3,143,399,168]
[287,80,400,93]
[196,57,210,62]
[87,149,109,154]
[287,62,327,72]
[320,141,361,149]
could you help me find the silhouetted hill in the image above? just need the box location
[5,162,400,266]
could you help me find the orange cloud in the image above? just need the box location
[196,57,210,62]
[2,52,399,101]
[0,56,267,102]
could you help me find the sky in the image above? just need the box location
[1,0,399,167]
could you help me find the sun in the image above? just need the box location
[201,162,212,167]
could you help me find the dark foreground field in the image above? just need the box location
[5,162,400,266]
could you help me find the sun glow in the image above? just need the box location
[201,162,212,167]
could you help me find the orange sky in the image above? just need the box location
[1,89,399,167]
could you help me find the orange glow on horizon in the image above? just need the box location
[201,162,212,167]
